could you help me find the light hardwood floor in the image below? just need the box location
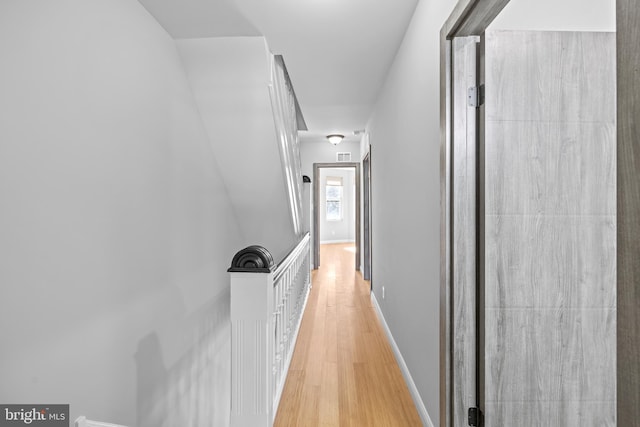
[274,243,422,427]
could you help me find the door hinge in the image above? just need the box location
[467,84,485,108]
[468,407,483,426]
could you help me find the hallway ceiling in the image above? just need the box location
[137,0,419,144]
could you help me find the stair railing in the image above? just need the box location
[269,54,307,237]
[228,232,311,426]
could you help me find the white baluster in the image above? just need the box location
[230,234,311,425]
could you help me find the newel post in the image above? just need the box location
[229,246,275,427]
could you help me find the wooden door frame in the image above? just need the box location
[362,151,372,283]
[439,2,511,426]
[616,1,640,424]
[313,162,361,272]
[441,1,637,426]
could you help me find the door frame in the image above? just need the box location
[313,162,361,272]
[439,2,511,426]
[362,151,372,283]
[617,1,640,424]
[440,2,636,427]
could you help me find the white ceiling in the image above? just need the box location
[137,0,419,144]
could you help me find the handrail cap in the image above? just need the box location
[228,245,275,273]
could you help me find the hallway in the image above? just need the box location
[274,243,422,426]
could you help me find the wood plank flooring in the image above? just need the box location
[274,243,422,427]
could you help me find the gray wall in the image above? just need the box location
[0,0,242,425]
[365,0,457,424]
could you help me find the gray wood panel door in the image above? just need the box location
[482,30,616,426]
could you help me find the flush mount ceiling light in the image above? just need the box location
[326,134,344,145]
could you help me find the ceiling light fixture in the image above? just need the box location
[326,134,344,145]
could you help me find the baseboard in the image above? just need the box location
[370,291,435,427]
[319,239,355,244]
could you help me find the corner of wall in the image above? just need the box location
[370,291,435,427]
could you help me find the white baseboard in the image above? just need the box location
[370,291,435,427]
[319,239,355,244]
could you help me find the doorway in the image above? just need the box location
[313,162,361,272]
[441,2,617,426]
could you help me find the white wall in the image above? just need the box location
[300,138,360,263]
[300,139,361,177]
[0,1,242,425]
[489,0,615,31]
[364,0,457,424]
[176,37,298,261]
[319,168,356,243]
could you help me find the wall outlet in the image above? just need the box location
[382,286,385,299]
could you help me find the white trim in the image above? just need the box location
[75,417,128,427]
[371,291,435,427]
[273,278,312,418]
[319,239,355,244]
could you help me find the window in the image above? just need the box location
[326,177,343,221]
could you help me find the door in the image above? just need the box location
[480,30,616,425]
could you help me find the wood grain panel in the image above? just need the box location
[556,32,616,124]
[485,31,564,122]
[485,121,548,215]
[485,401,616,427]
[485,31,615,124]
[483,30,616,426]
[548,401,616,427]
[274,244,421,426]
[486,121,616,216]
[483,401,548,427]
[617,1,640,424]
[549,308,616,403]
[485,216,616,309]
[452,36,479,427]
[484,308,615,402]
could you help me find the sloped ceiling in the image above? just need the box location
[138,0,419,144]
